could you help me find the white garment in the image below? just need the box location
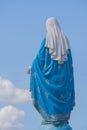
[46,17,70,64]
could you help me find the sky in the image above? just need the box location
[0,0,87,130]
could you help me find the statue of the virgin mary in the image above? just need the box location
[27,17,75,130]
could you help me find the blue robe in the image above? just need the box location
[38,123,72,130]
[30,38,75,123]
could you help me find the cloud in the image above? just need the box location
[0,105,25,130]
[0,79,32,103]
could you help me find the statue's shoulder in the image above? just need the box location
[42,37,46,44]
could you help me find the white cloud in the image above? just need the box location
[0,105,25,130]
[0,79,32,103]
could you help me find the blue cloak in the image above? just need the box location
[30,38,75,122]
[38,123,72,130]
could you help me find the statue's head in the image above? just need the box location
[46,17,60,33]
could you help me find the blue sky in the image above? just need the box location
[0,0,87,130]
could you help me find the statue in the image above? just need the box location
[27,17,75,130]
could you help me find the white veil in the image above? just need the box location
[46,17,70,64]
